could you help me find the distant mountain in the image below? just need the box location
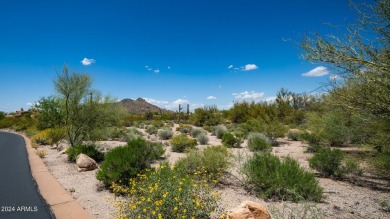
[119,98,172,114]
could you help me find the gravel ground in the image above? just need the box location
[38,125,390,219]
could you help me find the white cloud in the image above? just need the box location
[206,96,217,100]
[143,98,169,105]
[329,74,339,80]
[233,91,264,101]
[228,65,233,69]
[145,65,149,68]
[26,102,33,107]
[168,66,171,69]
[243,64,258,71]
[147,68,153,71]
[144,98,203,112]
[81,58,95,66]
[218,102,234,110]
[173,99,189,105]
[302,66,329,77]
[264,96,277,103]
[154,69,160,73]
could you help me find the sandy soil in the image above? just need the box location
[38,124,390,219]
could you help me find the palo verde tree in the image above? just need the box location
[301,0,390,152]
[54,65,125,146]
[34,96,64,130]
[301,0,390,121]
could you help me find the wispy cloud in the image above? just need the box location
[26,102,33,107]
[173,99,189,105]
[154,69,160,73]
[243,64,258,71]
[167,66,171,70]
[81,58,95,66]
[143,98,169,105]
[144,98,203,111]
[233,91,264,101]
[206,96,217,100]
[229,64,259,72]
[302,66,329,77]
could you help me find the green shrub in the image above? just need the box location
[264,119,286,140]
[174,146,231,183]
[176,124,192,134]
[214,125,227,139]
[47,127,65,146]
[222,132,240,148]
[243,153,323,201]
[96,139,164,186]
[287,129,302,141]
[309,147,345,177]
[145,125,158,135]
[370,153,390,178]
[158,128,174,140]
[112,163,218,219]
[247,133,272,152]
[190,127,206,138]
[170,134,197,152]
[196,133,209,145]
[121,128,144,142]
[301,132,322,153]
[322,114,349,146]
[66,145,105,163]
[31,129,51,145]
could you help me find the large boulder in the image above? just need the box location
[76,153,98,172]
[227,201,270,219]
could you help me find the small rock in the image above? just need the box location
[227,201,270,219]
[58,148,67,155]
[76,153,98,172]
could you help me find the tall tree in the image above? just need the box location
[301,0,390,121]
[34,96,64,130]
[54,65,125,146]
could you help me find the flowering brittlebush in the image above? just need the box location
[112,162,218,219]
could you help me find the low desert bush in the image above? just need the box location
[309,147,345,178]
[66,145,104,163]
[158,128,174,140]
[368,153,390,178]
[222,133,240,148]
[196,133,209,145]
[111,163,218,219]
[174,146,231,183]
[243,153,323,201]
[31,129,51,145]
[247,133,272,152]
[170,134,197,152]
[145,125,158,135]
[214,125,227,139]
[47,127,65,146]
[287,129,302,141]
[190,127,206,138]
[96,139,164,186]
[176,124,192,134]
[36,149,47,158]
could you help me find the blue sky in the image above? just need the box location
[0,0,367,112]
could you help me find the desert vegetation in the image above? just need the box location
[1,1,389,218]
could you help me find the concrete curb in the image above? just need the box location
[20,133,92,219]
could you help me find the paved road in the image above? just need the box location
[0,132,54,219]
